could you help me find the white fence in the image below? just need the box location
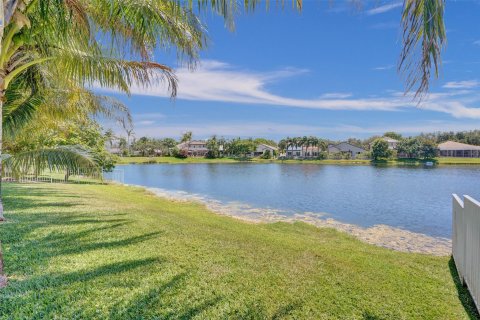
[452,194,480,313]
[2,168,124,184]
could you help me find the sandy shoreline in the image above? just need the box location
[131,184,452,256]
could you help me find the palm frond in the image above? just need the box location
[399,0,446,99]
[86,0,206,64]
[49,44,178,96]
[3,91,43,138]
[4,145,99,178]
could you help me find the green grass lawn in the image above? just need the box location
[436,157,480,165]
[0,183,477,319]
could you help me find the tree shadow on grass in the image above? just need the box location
[0,184,140,278]
[54,231,162,257]
[271,300,303,319]
[3,185,90,214]
[449,257,480,319]
[361,311,386,320]
[7,257,163,294]
[108,272,223,319]
[4,183,88,198]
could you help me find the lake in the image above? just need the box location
[114,163,480,238]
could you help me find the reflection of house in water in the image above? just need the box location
[327,142,366,159]
[438,141,480,158]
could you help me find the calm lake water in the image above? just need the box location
[115,163,480,238]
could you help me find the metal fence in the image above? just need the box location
[452,194,480,313]
[2,168,124,184]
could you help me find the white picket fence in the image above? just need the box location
[452,194,480,313]
[2,168,124,184]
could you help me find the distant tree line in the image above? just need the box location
[111,129,480,161]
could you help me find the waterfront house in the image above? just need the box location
[383,137,399,150]
[285,145,320,158]
[303,146,320,158]
[253,144,278,157]
[438,141,480,157]
[177,140,209,157]
[285,145,303,158]
[328,142,366,159]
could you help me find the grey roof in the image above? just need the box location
[438,141,480,151]
[257,143,278,151]
[331,142,366,153]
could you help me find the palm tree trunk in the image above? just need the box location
[0,0,5,222]
[0,97,4,222]
[0,1,8,289]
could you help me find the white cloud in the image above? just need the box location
[97,60,480,120]
[99,60,416,112]
[473,40,480,46]
[443,80,480,89]
[137,120,156,125]
[366,2,402,15]
[373,65,394,71]
[319,92,352,99]
[129,120,480,140]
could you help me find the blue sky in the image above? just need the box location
[103,1,480,141]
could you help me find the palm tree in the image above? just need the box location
[299,136,307,158]
[309,136,319,158]
[118,117,135,155]
[278,139,287,156]
[181,131,193,144]
[104,129,115,149]
[318,139,328,153]
[0,0,213,220]
[0,0,298,286]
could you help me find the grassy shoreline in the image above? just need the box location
[116,156,480,166]
[0,182,477,318]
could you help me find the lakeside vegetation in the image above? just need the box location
[0,182,477,319]
[106,131,480,167]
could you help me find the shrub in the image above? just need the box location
[260,150,272,159]
[172,147,188,158]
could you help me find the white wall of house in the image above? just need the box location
[382,137,399,150]
[284,146,320,158]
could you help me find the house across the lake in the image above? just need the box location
[328,142,366,159]
[284,141,365,159]
[284,146,320,158]
[438,141,480,158]
[177,140,209,157]
[382,137,399,150]
[253,144,278,157]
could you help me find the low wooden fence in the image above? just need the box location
[452,194,480,313]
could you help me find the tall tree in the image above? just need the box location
[181,131,193,143]
[371,139,391,161]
